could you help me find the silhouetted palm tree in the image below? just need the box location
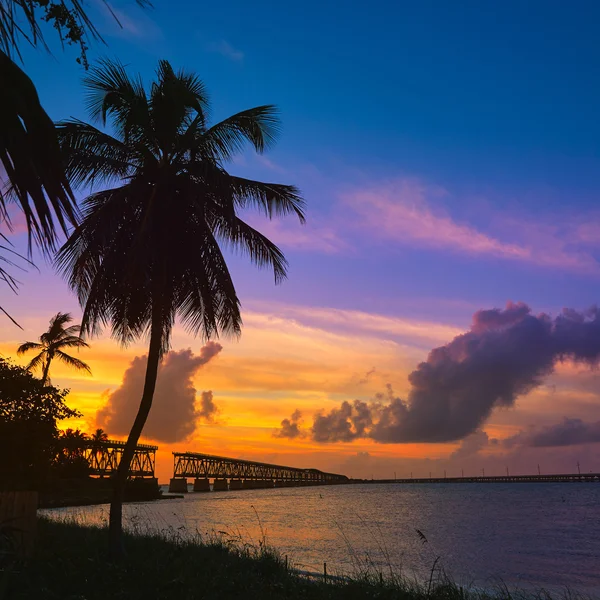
[90,428,109,460]
[0,0,149,324]
[17,312,91,384]
[56,58,305,556]
[60,428,88,458]
[91,428,109,443]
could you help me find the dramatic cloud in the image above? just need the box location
[312,400,373,442]
[505,418,600,448]
[273,409,305,439]
[96,343,222,443]
[306,303,600,444]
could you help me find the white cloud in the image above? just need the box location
[207,40,244,62]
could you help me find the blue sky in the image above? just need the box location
[4,0,600,477]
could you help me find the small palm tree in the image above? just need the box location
[17,312,91,384]
[56,59,305,556]
[91,428,108,443]
[90,428,108,461]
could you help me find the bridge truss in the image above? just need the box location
[80,440,158,478]
[172,452,348,484]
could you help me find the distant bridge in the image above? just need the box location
[169,452,349,492]
[80,440,157,478]
[359,473,600,484]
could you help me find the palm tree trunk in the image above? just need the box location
[41,355,51,385]
[108,301,163,559]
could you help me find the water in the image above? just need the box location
[42,483,600,594]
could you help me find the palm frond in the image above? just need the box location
[16,340,42,355]
[55,349,92,374]
[229,176,305,222]
[56,335,90,349]
[83,58,151,145]
[0,50,77,252]
[212,214,288,284]
[24,350,45,372]
[57,119,134,188]
[150,60,209,148]
[201,105,280,162]
[61,324,82,337]
[46,313,74,341]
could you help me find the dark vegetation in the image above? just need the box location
[1,519,587,600]
[0,358,153,505]
[0,358,79,489]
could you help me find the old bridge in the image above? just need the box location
[168,451,349,492]
[81,440,157,478]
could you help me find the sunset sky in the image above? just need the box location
[3,0,600,482]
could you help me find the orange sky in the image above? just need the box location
[3,300,599,482]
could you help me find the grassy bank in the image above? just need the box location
[0,519,589,600]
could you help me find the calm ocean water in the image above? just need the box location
[43,483,600,594]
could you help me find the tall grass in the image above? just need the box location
[0,518,594,600]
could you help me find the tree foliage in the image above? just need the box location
[0,358,80,487]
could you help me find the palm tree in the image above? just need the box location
[56,59,305,556]
[91,428,109,443]
[90,428,109,461]
[17,312,91,384]
[0,0,149,323]
[60,427,88,458]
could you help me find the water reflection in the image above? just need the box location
[42,483,600,593]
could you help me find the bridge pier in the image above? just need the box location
[169,478,188,493]
[193,478,210,492]
[213,478,228,491]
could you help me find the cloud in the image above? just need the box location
[450,430,497,459]
[306,303,600,444]
[273,409,304,439]
[312,399,373,443]
[358,367,376,385]
[245,215,347,254]
[247,301,463,348]
[96,343,222,443]
[198,390,218,423]
[343,180,534,261]
[265,176,597,272]
[207,40,244,62]
[505,418,600,448]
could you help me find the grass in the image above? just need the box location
[0,518,593,600]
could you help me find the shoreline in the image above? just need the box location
[4,518,594,600]
[39,493,184,509]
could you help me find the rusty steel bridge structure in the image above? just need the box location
[169,451,348,492]
[80,440,158,478]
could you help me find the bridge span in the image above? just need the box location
[81,440,158,478]
[360,472,600,484]
[169,452,348,492]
